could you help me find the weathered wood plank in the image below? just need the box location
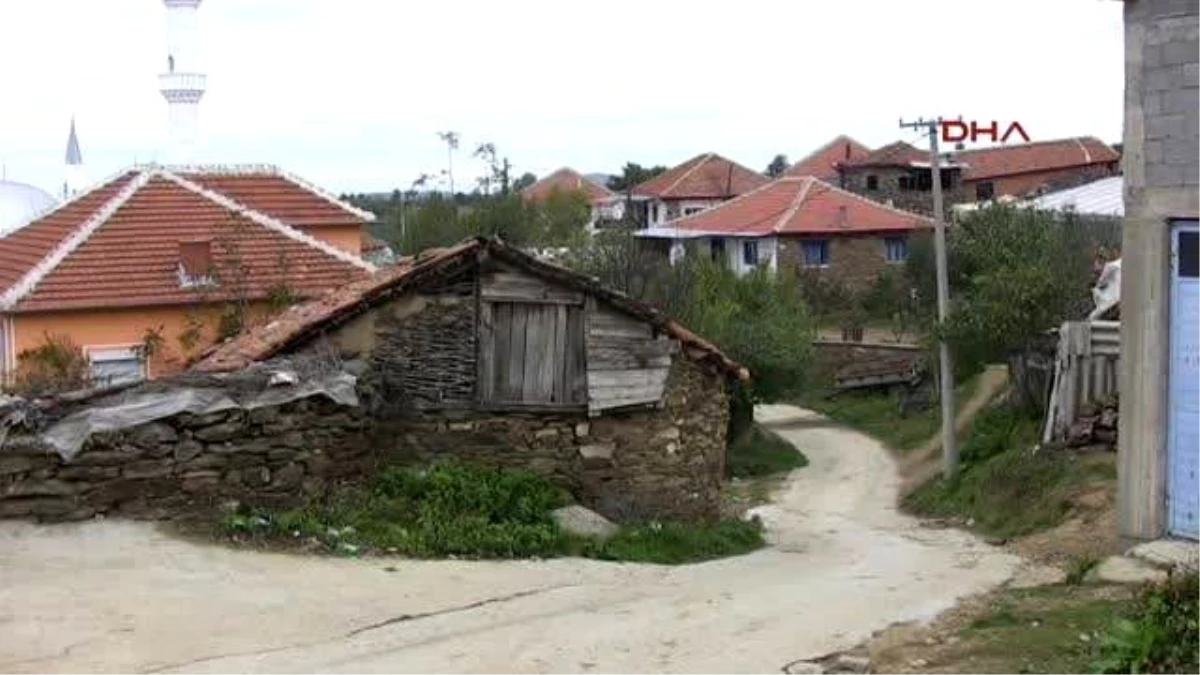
[481,271,584,305]
[554,305,568,402]
[568,305,587,403]
[477,301,495,402]
[522,305,546,401]
[492,303,511,400]
[533,305,558,402]
[588,368,670,389]
[506,304,527,400]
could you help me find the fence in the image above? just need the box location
[1042,320,1120,443]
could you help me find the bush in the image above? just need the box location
[221,460,767,564]
[1094,572,1199,674]
[11,332,91,396]
[728,424,808,478]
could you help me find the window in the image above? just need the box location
[87,347,145,388]
[866,175,879,191]
[480,302,586,406]
[916,170,932,191]
[711,237,726,261]
[742,240,759,266]
[975,181,995,201]
[898,176,912,191]
[940,171,954,190]
[884,236,908,263]
[651,203,659,223]
[683,206,706,216]
[802,240,830,267]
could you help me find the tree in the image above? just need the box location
[536,188,591,247]
[513,172,537,192]
[765,154,790,178]
[609,162,668,192]
[436,131,460,194]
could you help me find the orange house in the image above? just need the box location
[0,165,376,387]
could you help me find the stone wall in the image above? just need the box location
[0,394,369,521]
[838,166,971,216]
[369,355,729,522]
[810,340,924,384]
[778,234,907,292]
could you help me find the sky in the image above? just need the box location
[0,0,1126,197]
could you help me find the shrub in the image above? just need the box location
[11,332,91,396]
[1094,572,1199,674]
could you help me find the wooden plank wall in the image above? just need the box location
[478,264,587,406]
[585,299,676,414]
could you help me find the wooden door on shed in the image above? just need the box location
[1168,219,1199,540]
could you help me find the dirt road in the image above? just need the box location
[0,405,1021,673]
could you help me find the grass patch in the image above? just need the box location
[219,460,765,564]
[580,518,765,565]
[728,423,807,478]
[904,406,1116,539]
[954,585,1127,674]
[797,375,980,452]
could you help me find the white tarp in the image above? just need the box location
[39,371,359,461]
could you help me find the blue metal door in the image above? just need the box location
[1168,219,1199,539]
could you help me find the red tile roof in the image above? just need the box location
[179,168,376,227]
[784,135,871,180]
[840,141,929,168]
[0,167,374,313]
[192,237,749,382]
[656,176,933,236]
[632,153,769,200]
[522,168,617,204]
[955,136,1119,181]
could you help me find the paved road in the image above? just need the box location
[0,405,1021,673]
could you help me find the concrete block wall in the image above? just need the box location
[1118,0,1199,540]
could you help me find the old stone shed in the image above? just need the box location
[194,237,749,521]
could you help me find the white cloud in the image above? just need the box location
[0,0,1125,195]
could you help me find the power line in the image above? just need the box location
[899,116,959,478]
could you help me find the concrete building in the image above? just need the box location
[1117,0,1198,541]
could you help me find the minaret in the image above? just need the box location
[64,117,84,198]
[158,0,206,163]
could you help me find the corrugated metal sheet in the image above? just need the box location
[1027,176,1124,217]
[1043,320,1121,442]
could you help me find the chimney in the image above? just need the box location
[837,205,848,228]
[179,240,212,279]
[844,142,851,160]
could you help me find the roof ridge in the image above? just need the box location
[1,170,153,310]
[1074,137,1093,164]
[955,136,1109,155]
[788,135,865,172]
[818,177,936,225]
[2,167,140,237]
[659,153,715,197]
[277,168,378,222]
[663,175,804,228]
[772,177,815,233]
[158,170,377,273]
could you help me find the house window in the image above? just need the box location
[683,206,706,216]
[866,175,879,191]
[898,176,912,191]
[884,236,908,263]
[651,203,659,223]
[742,240,759,266]
[711,237,726,261]
[916,171,932,191]
[87,346,145,388]
[802,240,830,267]
[975,181,995,201]
[480,302,586,406]
[940,172,954,190]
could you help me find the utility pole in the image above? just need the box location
[899,116,958,477]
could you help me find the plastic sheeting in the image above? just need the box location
[40,371,359,461]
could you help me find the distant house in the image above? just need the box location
[784,135,871,181]
[636,176,932,290]
[835,141,969,217]
[521,168,625,228]
[957,136,1120,202]
[631,153,769,228]
[0,165,374,386]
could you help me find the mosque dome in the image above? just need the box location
[0,179,58,235]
